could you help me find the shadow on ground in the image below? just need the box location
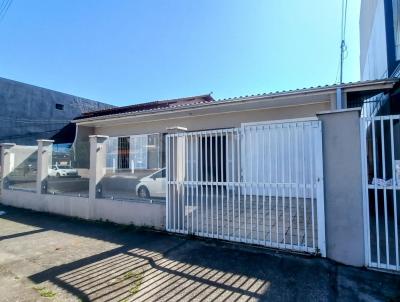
[0,204,399,302]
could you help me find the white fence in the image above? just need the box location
[361,115,400,271]
[166,119,325,255]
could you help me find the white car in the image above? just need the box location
[48,165,78,178]
[136,168,166,198]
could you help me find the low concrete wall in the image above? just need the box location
[94,198,165,230]
[317,108,365,267]
[0,189,165,230]
[1,189,90,220]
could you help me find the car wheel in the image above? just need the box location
[56,173,60,177]
[138,186,150,198]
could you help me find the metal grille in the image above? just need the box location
[361,115,400,271]
[166,119,325,255]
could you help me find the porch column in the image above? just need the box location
[36,140,54,194]
[0,143,16,190]
[89,135,108,218]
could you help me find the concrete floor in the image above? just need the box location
[0,205,399,302]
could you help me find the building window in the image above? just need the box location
[55,103,64,110]
[393,0,400,60]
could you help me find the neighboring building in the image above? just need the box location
[0,77,113,145]
[359,0,400,115]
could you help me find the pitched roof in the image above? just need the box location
[75,94,214,120]
[74,78,399,123]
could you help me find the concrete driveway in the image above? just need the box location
[0,205,399,302]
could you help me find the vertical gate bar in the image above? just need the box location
[255,127,259,242]
[177,135,181,232]
[206,132,209,235]
[269,125,272,243]
[220,130,226,238]
[226,130,230,239]
[288,124,293,248]
[173,135,176,232]
[211,131,214,237]
[230,129,234,240]
[281,125,286,246]
[191,134,194,234]
[215,131,219,238]
[295,124,300,248]
[315,121,326,257]
[380,118,389,268]
[372,120,380,266]
[360,118,371,267]
[256,127,260,243]
[250,127,254,242]
[196,133,199,234]
[275,125,279,245]
[200,133,203,235]
[237,128,241,241]
[389,117,399,270]
[166,135,169,230]
[250,126,258,242]
[263,125,266,245]
[244,128,247,242]
[309,124,316,250]
[302,123,307,249]
[184,134,188,233]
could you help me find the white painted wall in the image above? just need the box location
[360,0,389,80]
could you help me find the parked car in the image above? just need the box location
[48,165,78,178]
[136,168,166,198]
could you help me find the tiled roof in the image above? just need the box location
[75,94,214,120]
[217,78,399,102]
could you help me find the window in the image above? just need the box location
[55,103,64,110]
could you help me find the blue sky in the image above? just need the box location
[0,0,360,106]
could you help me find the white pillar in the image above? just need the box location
[36,140,54,194]
[89,135,108,218]
[0,143,16,190]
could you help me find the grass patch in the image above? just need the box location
[123,271,134,280]
[128,271,144,296]
[33,286,57,298]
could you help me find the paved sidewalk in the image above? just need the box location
[0,204,399,302]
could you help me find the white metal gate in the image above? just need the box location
[361,115,400,271]
[166,119,325,255]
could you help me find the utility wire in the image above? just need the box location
[0,0,8,14]
[0,0,12,23]
[339,0,348,84]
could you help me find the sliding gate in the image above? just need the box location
[166,119,325,255]
[361,115,400,271]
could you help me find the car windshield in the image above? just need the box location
[152,168,166,179]
[57,165,71,169]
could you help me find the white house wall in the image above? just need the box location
[92,102,330,137]
[360,0,389,80]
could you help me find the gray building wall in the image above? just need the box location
[0,77,113,145]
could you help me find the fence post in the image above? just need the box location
[0,143,16,190]
[316,108,364,267]
[89,135,108,219]
[36,140,54,194]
